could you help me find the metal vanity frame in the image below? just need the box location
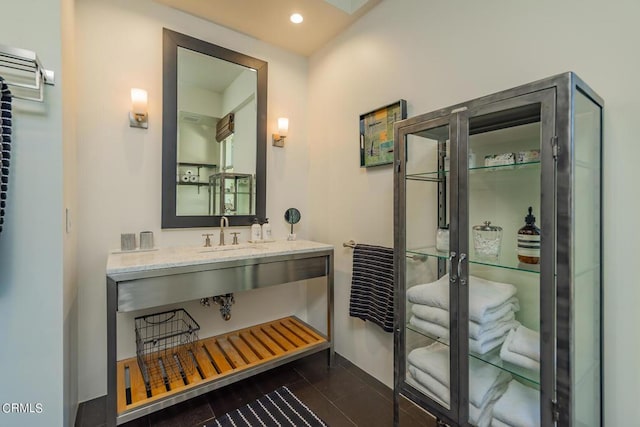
[106,247,334,426]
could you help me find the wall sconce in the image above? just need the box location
[272,117,289,147]
[129,88,148,129]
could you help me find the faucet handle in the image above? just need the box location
[202,233,213,247]
[231,232,240,245]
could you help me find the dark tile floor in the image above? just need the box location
[75,351,436,427]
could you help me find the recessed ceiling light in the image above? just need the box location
[290,13,304,24]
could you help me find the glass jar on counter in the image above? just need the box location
[472,221,503,260]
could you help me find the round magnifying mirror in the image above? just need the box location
[284,208,301,240]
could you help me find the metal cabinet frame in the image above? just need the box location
[393,72,603,427]
[106,248,334,426]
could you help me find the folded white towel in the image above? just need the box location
[409,316,519,355]
[469,367,511,409]
[408,363,509,417]
[412,304,518,339]
[409,315,449,339]
[470,380,508,427]
[407,342,449,387]
[406,375,449,409]
[470,401,487,427]
[509,325,540,361]
[408,364,451,405]
[492,380,540,427]
[470,335,507,355]
[500,327,540,372]
[491,419,511,427]
[407,274,517,323]
[470,312,517,340]
[411,298,520,333]
[408,343,512,409]
[500,346,540,372]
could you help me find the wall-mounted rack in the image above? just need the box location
[0,44,55,102]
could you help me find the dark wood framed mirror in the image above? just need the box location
[162,28,267,228]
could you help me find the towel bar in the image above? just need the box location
[343,240,426,261]
[0,44,55,102]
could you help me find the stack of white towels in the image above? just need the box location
[407,274,520,354]
[491,379,540,427]
[500,324,540,372]
[408,342,511,427]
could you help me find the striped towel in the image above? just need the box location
[348,244,395,333]
[0,77,12,235]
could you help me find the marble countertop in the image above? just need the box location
[106,239,333,275]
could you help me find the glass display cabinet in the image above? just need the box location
[393,73,603,427]
[208,172,254,216]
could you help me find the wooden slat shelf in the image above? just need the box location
[116,316,327,415]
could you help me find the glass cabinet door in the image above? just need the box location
[459,91,555,427]
[397,115,460,422]
[568,90,602,427]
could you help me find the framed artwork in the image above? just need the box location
[359,99,407,167]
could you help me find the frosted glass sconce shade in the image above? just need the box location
[273,117,289,147]
[130,88,148,129]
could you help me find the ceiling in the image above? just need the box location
[178,47,251,92]
[154,0,382,56]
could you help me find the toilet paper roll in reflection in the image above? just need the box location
[185,169,194,175]
[181,175,190,182]
[189,175,198,183]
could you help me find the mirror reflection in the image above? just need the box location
[162,29,267,228]
[176,47,257,217]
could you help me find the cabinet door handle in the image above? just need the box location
[449,252,457,282]
[458,253,467,285]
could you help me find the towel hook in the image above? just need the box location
[343,240,356,248]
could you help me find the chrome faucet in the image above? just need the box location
[219,216,229,246]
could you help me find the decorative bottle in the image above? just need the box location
[261,218,272,241]
[251,218,262,241]
[517,207,541,264]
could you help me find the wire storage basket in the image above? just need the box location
[135,309,200,390]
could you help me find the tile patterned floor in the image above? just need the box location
[75,351,436,427]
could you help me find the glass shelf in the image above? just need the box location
[406,321,451,348]
[176,181,208,186]
[469,160,540,173]
[405,161,541,182]
[407,246,540,274]
[406,323,540,386]
[177,162,217,168]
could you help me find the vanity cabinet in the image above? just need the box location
[208,172,254,216]
[106,241,334,426]
[393,73,603,427]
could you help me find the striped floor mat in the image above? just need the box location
[209,386,327,427]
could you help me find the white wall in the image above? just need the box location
[62,0,78,425]
[308,0,640,424]
[75,0,310,402]
[178,84,222,118]
[223,70,257,175]
[0,1,66,426]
